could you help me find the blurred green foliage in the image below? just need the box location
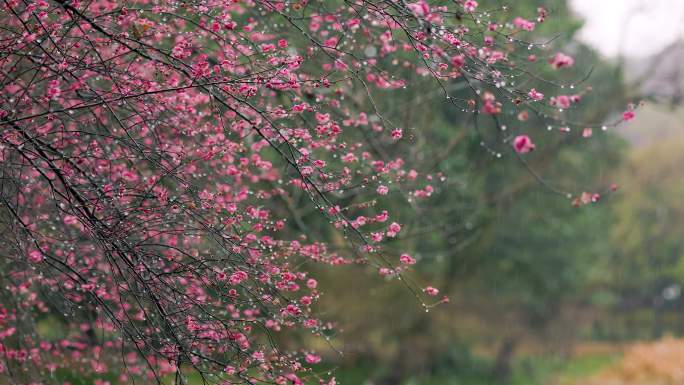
[304,0,634,384]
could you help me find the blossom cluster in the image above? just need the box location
[0,0,633,383]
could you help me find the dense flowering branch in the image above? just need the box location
[0,0,633,383]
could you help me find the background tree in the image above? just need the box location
[308,1,631,384]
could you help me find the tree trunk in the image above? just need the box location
[491,336,518,385]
